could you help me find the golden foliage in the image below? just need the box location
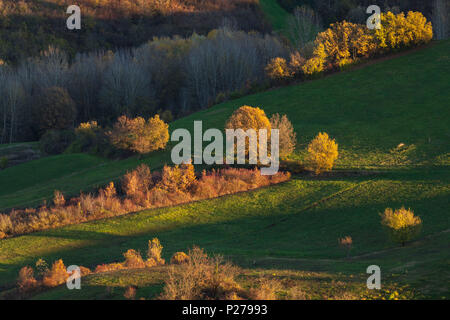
[17,266,38,292]
[157,162,196,193]
[376,11,433,49]
[306,132,339,174]
[147,238,165,266]
[42,259,68,287]
[270,113,297,158]
[265,57,293,81]
[109,114,169,154]
[381,207,422,246]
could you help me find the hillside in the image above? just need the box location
[0,41,449,299]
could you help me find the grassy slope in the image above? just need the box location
[0,41,449,211]
[258,0,291,33]
[0,42,449,299]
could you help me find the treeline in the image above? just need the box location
[0,0,270,63]
[0,28,286,143]
[277,0,449,39]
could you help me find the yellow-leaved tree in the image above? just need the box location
[381,207,422,246]
[306,132,338,174]
[225,105,271,161]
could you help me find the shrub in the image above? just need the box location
[248,278,282,300]
[35,259,49,279]
[147,238,165,266]
[375,11,433,50]
[265,57,292,82]
[68,121,110,155]
[225,105,272,161]
[39,129,75,155]
[109,115,169,154]
[33,87,77,135]
[306,132,339,174]
[160,247,241,300]
[381,207,422,246]
[338,236,353,258]
[171,252,189,265]
[0,157,8,169]
[43,259,68,287]
[17,266,38,292]
[122,164,153,199]
[53,190,65,207]
[124,286,137,300]
[270,113,297,158]
[123,249,146,269]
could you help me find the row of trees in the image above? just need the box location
[0,28,286,143]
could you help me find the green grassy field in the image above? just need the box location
[0,41,449,300]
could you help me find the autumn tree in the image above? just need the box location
[381,207,422,246]
[32,86,77,135]
[306,132,338,174]
[109,115,169,154]
[270,113,297,158]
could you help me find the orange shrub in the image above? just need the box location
[109,115,169,154]
[381,207,422,246]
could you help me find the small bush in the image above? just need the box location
[17,266,38,292]
[157,162,196,193]
[160,247,241,300]
[171,252,189,265]
[123,249,146,269]
[338,236,353,258]
[32,87,77,135]
[306,132,339,174]
[265,57,293,82]
[0,157,8,169]
[109,115,169,154]
[124,286,137,300]
[39,129,75,155]
[248,277,282,300]
[381,207,422,246]
[147,238,165,266]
